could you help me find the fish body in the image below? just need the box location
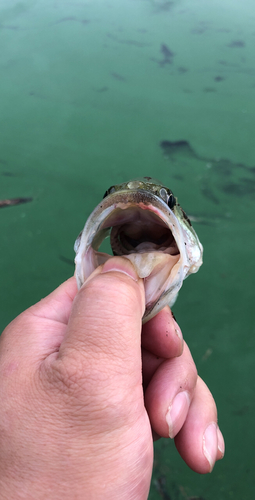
[74,177,203,322]
[0,197,33,208]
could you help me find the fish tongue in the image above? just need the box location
[94,250,174,279]
[125,252,180,305]
[124,251,172,278]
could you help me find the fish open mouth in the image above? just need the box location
[109,207,179,256]
[75,195,183,319]
[75,181,203,322]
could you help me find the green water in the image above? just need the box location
[1,0,255,498]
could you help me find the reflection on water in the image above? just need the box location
[0,0,255,498]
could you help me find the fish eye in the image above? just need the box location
[159,188,168,203]
[159,187,176,209]
[103,186,116,198]
[167,193,176,209]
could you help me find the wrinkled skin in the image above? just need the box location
[0,258,224,500]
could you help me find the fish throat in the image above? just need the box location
[109,206,179,256]
[89,202,181,313]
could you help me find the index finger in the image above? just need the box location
[141,306,183,359]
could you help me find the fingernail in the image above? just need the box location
[217,426,225,458]
[171,311,183,343]
[173,321,183,342]
[101,257,139,282]
[203,422,218,472]
[166,391,190,439]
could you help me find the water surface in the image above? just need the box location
[1,1,255,498]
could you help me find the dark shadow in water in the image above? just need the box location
[151,447,207,499]
[106,33,150,47]
[227,40,245,48]
[111,72,126,82]
[59,255,75,266]
[1,171,16,177]
[160,139,255,204]
[151,44,175,67]
[160,140,197,159]
[203,87,217,92]
[51,17,90,26]
[152,1,175,14]
[0,197,33,208]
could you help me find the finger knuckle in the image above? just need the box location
[46,354,87,398]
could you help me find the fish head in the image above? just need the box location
[74,177,203,322]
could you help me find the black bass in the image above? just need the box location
[74,177,203,322]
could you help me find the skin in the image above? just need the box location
[0,257,224,500]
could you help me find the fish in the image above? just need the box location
[158,44,175,66]
[0,197,33,208]
[74,177,203,323]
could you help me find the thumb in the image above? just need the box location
[58,257,145,376]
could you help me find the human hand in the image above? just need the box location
[0,257,224,500]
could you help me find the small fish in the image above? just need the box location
[74,178,203,323]
[159,44,174,65]
[111,72,126,82]
[0,197,33,208]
